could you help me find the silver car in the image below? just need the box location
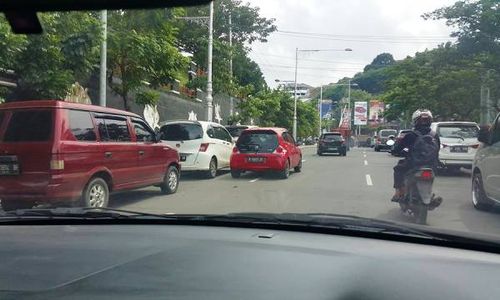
[472,114,500,210]
[431,121,480,171]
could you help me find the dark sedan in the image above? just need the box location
[317,132,347,156]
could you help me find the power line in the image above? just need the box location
[275,31,455,44]
[259,63,362,71]
[277,29,453,40]
[251,52,366,66]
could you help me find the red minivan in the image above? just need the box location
[0,100,180,210]
[230,128,302,179]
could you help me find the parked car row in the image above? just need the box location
[0,101,304,211]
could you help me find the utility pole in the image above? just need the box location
[99,10,107,107]
[319,85,323,136]
[206,1,214,122]
[293,47,299,141]
[228,10,234,116]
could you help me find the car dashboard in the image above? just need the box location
[1,224,499,300]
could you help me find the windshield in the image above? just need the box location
[438,125,479,139]
[1,0,499,245]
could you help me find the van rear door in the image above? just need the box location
[0,109,54,196]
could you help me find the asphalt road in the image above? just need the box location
[112,146,500,237]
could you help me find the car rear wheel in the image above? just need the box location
[472,172,494,211]
[280,160,290,179]
[0,199,35,211]
[317,150,322,156]
[206,157,218,179]
[82,177,109,208]
[375,146,380,152]
[231,170,241,178]
[294,157,302,173]
[161,166,179,195]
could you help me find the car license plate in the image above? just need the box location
[451,146,468,153]
[328,147,338,150]
[180,155,187,162]
[0,156,20,176]
[247,157,265,163]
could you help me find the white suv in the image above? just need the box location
[159,121,234,178]
[431,121,480,171]
[472,114,500,211]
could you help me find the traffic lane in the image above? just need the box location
[365,148,500,236]
[112,147,384,217]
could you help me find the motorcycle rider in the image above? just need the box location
[391,109,440,202]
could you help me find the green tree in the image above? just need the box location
[1,12,101,100]
[107,10,188,110]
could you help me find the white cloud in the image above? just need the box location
[245,0,457,87]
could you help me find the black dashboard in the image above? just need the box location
[1,224,499,299]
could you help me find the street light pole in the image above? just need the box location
[228,10,233,116]
[292,48,353,140]
[206,1,214,122]
[99,10,107,107]
[293,47,299,141]
[319,85,323,136]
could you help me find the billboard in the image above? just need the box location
[339,107,351,130]
[354,101,368,125]
[369,100,385,125]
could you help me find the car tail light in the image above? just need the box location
[470,144,480,149]
[419,170,433,180]
[232,146,239,153]
[274,145,285,154]
[199,143,209,152]
[50,159,65,170]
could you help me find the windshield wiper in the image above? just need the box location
[0,207,177,220]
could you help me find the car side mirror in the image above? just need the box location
[478,126,491,145]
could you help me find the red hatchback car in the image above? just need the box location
[230,128,302,179]
[0,100,180,210]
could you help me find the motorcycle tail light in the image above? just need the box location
[419,170,434,180]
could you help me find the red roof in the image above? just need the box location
[0,100,140,118]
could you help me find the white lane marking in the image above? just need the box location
[365,174,373,186]
[302,159,306,162]
[364,160,368,166]
[249,178,260,183]
[363,154,367,158]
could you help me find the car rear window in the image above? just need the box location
[237,130,278,153]
[323,134,342,141]
[438,125,478,139]
[3,110,53,142]
[380,130,397,137]
[160,123,203,141]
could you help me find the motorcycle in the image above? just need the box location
[388,140,443,225]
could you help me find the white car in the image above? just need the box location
[472,113,500,211]
[159,121,234,178]
[431,121,480,171]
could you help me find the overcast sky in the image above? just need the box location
[245,0,458,88]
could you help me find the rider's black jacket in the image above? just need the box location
[393,126,441,164]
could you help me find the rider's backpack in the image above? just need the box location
[410,130,438,166]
